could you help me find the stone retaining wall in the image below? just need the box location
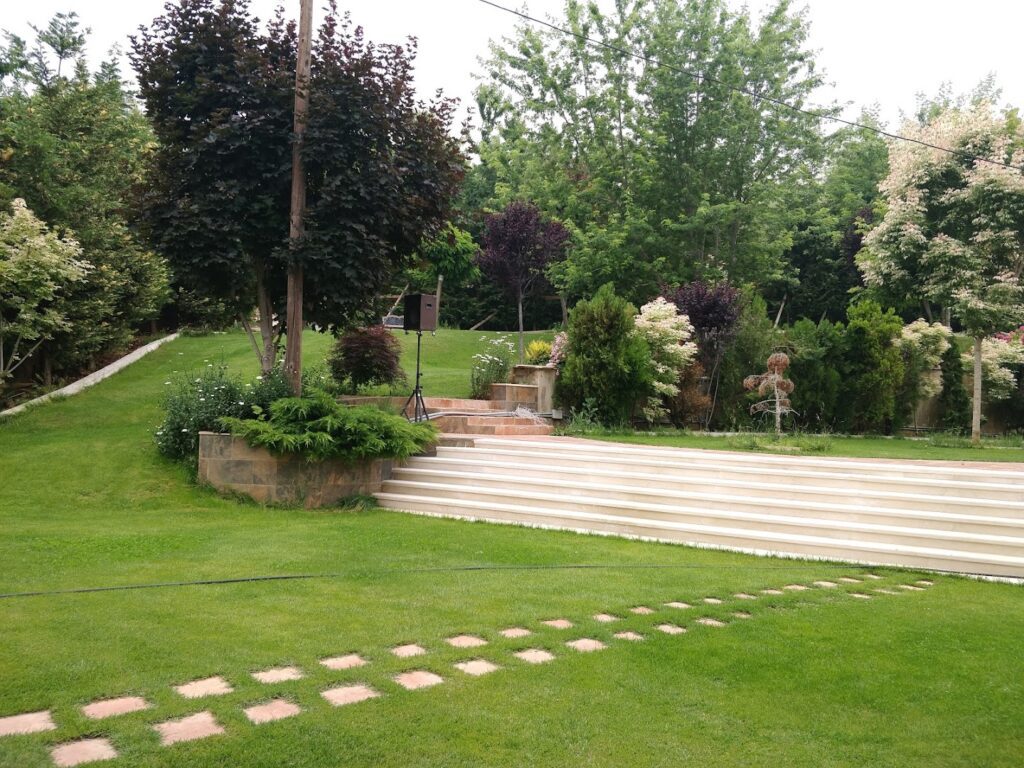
[198,432,399,508]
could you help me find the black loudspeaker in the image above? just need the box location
[403,294,437,332]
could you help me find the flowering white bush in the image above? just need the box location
[968,337,1024,402]
[900,319,951,398]
[470,335,516,400]
[634,297,698,421]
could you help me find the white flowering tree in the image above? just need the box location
[634,297,698,422]
[859,105,1024,441]
[0,199,88,385]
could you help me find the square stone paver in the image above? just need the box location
[566,638,606,652]
[862,574,883,580]
[898,584,925,591]
[874,588,899,595]
[0,710,56,736]
[657,623,686,635]
[696,617,727,627]
[514,648,555,664]
[153,711,225,746]
[174,676,233,699]
[734,593,757,600]
[813,581,838,588]
[320,653,368,670]
[664,601,691,610]
[542,619,573,629]
[761,588,784,595]
[499,627,532,639]
[838,577,861,584]
[849,592,872,600]
[394,671,444,691]
[392,644,427,658]
[322,684,380,706]
[244,699,302,724]
[592,613,619,623]
[703,597,723,604]
[630,606,654,615]
[446,635,487,648]
[783,584,808,591]
[82,696,149,720]
[454,659,500,676]
[252,666,304,684]
[51,738,117,766]
[614,631,644,641]
[916,580,934,586]
[733,611,752,619]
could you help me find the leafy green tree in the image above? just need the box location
[938,342,971,433]
[838,301,905,434]
[132,0,464,374]
[0,199,87,387]
[859,103,1024,440]
[786,318,843,430]
[0,14,168,379]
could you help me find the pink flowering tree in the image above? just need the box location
[859,104,1024,441]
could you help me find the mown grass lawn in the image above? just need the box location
[0,330,1022,767]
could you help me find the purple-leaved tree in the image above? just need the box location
[479,201,571,362]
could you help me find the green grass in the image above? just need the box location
[581,428,1024,463]
[0,330,1022,767]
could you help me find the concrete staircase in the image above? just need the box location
[377,437,1024,578]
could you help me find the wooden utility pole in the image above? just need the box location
[284,0,313,395]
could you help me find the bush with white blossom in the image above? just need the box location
[633,297,698,421]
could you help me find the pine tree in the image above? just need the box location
[938,343,971,434]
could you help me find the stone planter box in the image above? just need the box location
[511,364,558,414]
[198,432,400,508]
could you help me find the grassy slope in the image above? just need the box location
[587,430,1024,463]
[0,330,1021,767]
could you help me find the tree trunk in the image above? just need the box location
[517,291,525,364]
[921,300,933,323]
[283,0,314,396]
[972,336,983,444]
[435,274,444,328]
[560,294,568,328]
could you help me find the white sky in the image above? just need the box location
[4,0,1023,131]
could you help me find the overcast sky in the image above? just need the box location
[6,0,1023,131]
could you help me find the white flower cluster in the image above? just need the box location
[634,297,699,420]
[900,319,951,398]
[969,337,1024,402]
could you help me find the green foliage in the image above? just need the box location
[470,335,516,400]
[404,223,481,293]
[786,318,843,431]
[840,301,905,433]
[557,284,652,425]
[938,343,971,433]
[220,391,437,463]
[714,291,779,429]
[0,199,87,385]
[328,327,406,395]
[154,365,293,467]
[525,339,552,365]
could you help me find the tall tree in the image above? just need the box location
[132,1,465,375]
[859,103,1024,441]
[479,201,571,361]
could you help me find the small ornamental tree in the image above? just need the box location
[327,326,405,394]
[633,297,697,422]
[0,199,88,384]
[479,201,570,362]
[859,104,1024,441]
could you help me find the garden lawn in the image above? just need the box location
[587,429,1024,463]
[0,330,1021,768]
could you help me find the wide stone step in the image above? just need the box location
[379,479,1024,558]
[489,383,538,407]
[430,415,552,436]
[375,492,1024,578]
[413,455,1024,517]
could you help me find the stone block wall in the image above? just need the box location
[198,432,399,508]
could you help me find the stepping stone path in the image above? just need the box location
[515,649,555,664]
[245,699,301,724]
[154,711,224,746]
[455,659,500,676]
[252,666,303,684]
[3,572,932,766]
[174,676,233,699]
[82,696,149,720]
[0,710,56,736]
[394,671,444,691]
[447,635,487,648]
[392,643,428,658]
[499,627,532,638]
[566,638,606,652]
[614,631,644,641]
[322,684,379,706]
[321,653,367,670]
[51,738,116,767]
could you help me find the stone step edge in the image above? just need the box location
[375,492,1024,570]
[380,480,1024,549]
[414,455,1024,510]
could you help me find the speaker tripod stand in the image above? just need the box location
[402,330,429,423]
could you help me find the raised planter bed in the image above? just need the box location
[198,432,401,508]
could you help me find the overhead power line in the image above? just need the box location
[476,0,1024,172]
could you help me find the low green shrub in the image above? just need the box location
[525,339,552,365]
[219,390,437,462]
